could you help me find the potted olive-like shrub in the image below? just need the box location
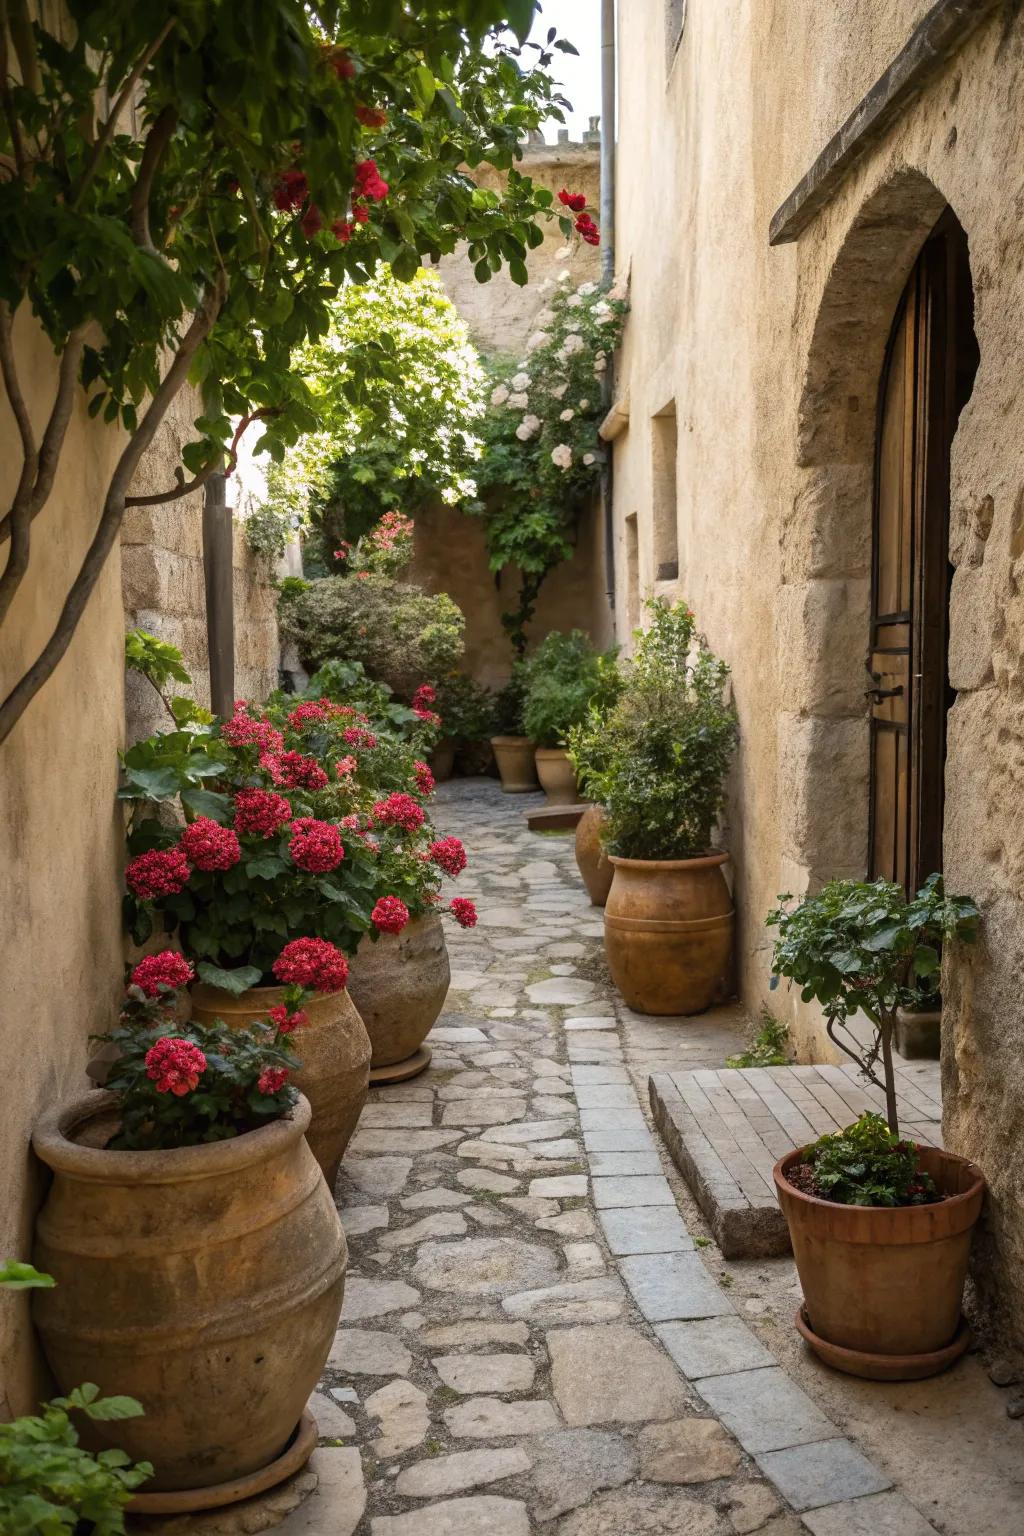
[594,601,738,1014]
[768,875,984,1380]
[32,965,345,1507]
[523,630,620,805]
[567,704,616,906]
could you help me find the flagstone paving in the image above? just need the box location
[273,780,949,1536]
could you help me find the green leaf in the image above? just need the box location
[122,765,182,800]
[180,788,231,821]
[411,64,436,111]
[0,1260,55,1290]
[195,962,262,996]
[80,1394,146,1423]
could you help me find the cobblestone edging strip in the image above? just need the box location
[265,783,941,1536]
[649,1063,943,1259]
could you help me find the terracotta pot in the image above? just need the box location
[32,1091,346,1494]
[603,852,734,1015]
[575,804,613,907]
[896,1006,941,1060]
[774,1146,985,1378]
[190,983,370,1188]
[347,913,451,1067]
[429,738,456,782]
[535,747,579,805]
[491,735,538,793]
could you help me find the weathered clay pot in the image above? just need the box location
[32,1091,346,1493]
[535,746,579,805]
[491,735,538,793]
[896,1006,941,1060]
[575,803,613,907]
[190,983,370,1188]
[604,852,734,1015]
[347,913,451,1068]
[429,738,456,782]
[774,1146,984,1379]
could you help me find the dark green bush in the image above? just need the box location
[522,631,620,748]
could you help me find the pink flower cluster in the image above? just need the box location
[269,1004,308,1034]
[411,684,435,711]
[336,755,358,779]
[180,816,241,872]
[343,727,377,749]
[222,705,284,754]
[370,509,413,553]
[449,897,478,929]
[261,749,329,791]
[372,895,410,935]
[413,760,435,796]
[130,951,194,998]
[372,792,425,831]
[125,847,192,900]
[272,937,349,993]
[145,1036,207,1095]
[257,1066,290,1096]
[289,817,345,873]
[287,702,331,731]
[429,836,467,878]
[233,787,293,838]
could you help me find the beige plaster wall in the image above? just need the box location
[612,2,1024,1346]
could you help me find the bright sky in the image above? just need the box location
[527,0,602,143]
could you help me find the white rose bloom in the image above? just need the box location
[566,294,583,308]
[511,372,531,391]
[556,265,572,278]
[526,330,550,352]
[507,392,529,409]
[560,333,585,358]
[593,300,611,318]
[490,384,510,406]
[560,408,575,422]
[577,281,598,296]
[551,443,573,470]
[516,414,541,441]
[583,452,596,465]
[579,398,591,410]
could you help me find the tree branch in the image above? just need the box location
[130,104,177,257]
[0,323,87,554]
[73,17,176,210]
[0,2,28,179]
[0,278,227,747]
[124,408,280,507]
[0,300,38,621]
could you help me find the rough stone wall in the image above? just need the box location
[612,0,1024,1347]
[122,389,280,742]
[426,136,610,682]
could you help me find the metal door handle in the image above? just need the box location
[865,685,903,702]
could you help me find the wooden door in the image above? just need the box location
[868,212,978,891]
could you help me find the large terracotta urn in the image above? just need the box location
[575,804,613,906]
[347,912,450,1078]
[535,746,579,805]
[603,852,734,1015]
[775,1146,984,1380]
[190,983,370,1187]
[491,735,538,792]
[32,1091,346,1496]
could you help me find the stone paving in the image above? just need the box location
[272,781,947,1536]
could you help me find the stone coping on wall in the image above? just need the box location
[649,1062,943,1259]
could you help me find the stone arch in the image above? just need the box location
[776,167,966,895]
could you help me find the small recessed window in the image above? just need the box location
[651,402,679,582]
[666,0,687,68]
[625,513,641,633]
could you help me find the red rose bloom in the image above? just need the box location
[353,158,388,201]
[355,103,388,127]
[272,938,349,993]
[329,48,356,79]
[372,895,410,935]
[289,817,345,873]
[413,760,435,796]
[372,792,425,831]
[574,212,600,246]
[269,1004,308,1034]
[130,951,194,998]
[179,816,241,872]
[273,169,309,211]
[233,787,293,838]
[257,1066,290,1095]
[145,1036,207,1095]
[429,836,467,877]
[352,203,370,224]
[558,187,587,211]
[449,897,478,929]
[126,847,191,900]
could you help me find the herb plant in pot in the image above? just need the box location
[32,964,345,1505]
[523,630,620,805]
[595,601,738,1013]
[567,705,615,906]
[490,661,538,792]
[767,875,984,1379]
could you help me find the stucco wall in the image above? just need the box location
[612,1,1024,1347]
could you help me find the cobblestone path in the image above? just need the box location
[275,781,939,1536]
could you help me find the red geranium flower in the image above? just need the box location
[372,792,425,831]
[343,727,377,749]
[411,684,436,710]
[221,706,284,754]
[413,760,435,796]
[273,169,309,211]
[356,104,388,128]
[289,817,345,873]
[145,1036,207,1095]
[130,951,194,998]
[429,836,467,877]
[269,1004,308,1034]
[233,787,293,838]
[449,897,478,929]
[272,938,349,993]
[125,847,191,900]
[262,750,329,790]
[353,158,389,201]
[300,202,324,238]
[558,187,587,212]
[179,817,241,872]
[328,48,356,79]
[287,702,330,731]
[372,895,410,935]
[257,1066,290,1095]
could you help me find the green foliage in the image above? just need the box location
[799,1113,938,1207]
[242,502,294,563]
[521,630,620,747]
[768,874,979,1131]
[262,267,485,565]
[594,600,738,860]
[725,1008,791,1069]
[124,629,191,692]
[301,659,428,742]
[0,1261,54,1290]
[470,276,628,653]
[492,660,530,735]
[279,573,465,697]
[433,672,497,743]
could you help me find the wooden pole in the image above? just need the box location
[202,470,234,716]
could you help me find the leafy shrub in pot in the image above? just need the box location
[592,601,738,1014]
[523,631,619,804]
[768,875,985,1378]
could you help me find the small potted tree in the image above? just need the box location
[567,704,616,906]
[490,661,538,792]
[523,630,620,805]
[768,875,985,1379]
[594,601,738,1013]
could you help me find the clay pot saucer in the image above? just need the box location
[129,1411,317,1514]
[795,1306,971,1381]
